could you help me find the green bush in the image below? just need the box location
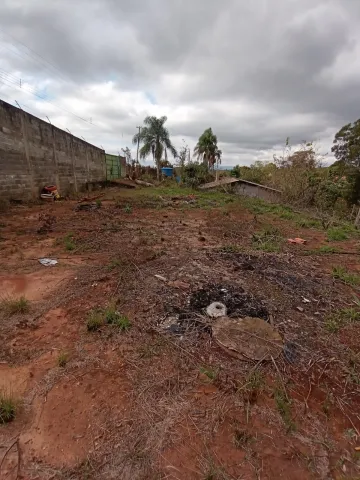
[181,162,212,188]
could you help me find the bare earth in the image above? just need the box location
[0,186,359,480]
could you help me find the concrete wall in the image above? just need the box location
[234,182,282,203]
[0,99,106,200]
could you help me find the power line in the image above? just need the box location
[0,70,101,127]
[0,28,75,87]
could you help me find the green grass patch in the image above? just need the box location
[200,366,218,382]
[104,306,131,331]
[332,266,360,286]
[1,296,29,315]
[124,204,132,214]
[327,223,360,242]
[327,227,349,241]
[325,308,360,333]
[63,233,76,251]
[311,245,340,255]
[296,218,322,229]
[274,386,295,432]
[252,226,283,252]
[87,306,131,332]
[0,390,16,424]
[57,351,69,367]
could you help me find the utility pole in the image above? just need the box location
[136,126,141,163]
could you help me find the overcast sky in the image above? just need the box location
[0,0,359,166]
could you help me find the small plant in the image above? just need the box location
[252,226,282,252]
[96,199,102,208]
[327,227,349,241]
[124,204,132,214]
[326,307,360,333]
[104,306,131,331]
[241,370,264,405]
[200,366,218,382]
[0,391,16,424]
[64,233,76,251]
[107,259,123,271]
[57,351,69,367]
[274,386,295,432]
[1,296,29,315]
[86,310,103,332]
[332,266,360,286]
[325,315,341,333]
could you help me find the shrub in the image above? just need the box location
[87,310,103,331]
[0,391,16,423]
[1,296,29,315]
[181,162,212,188]
[57,351,69,367]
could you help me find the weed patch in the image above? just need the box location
[332,266,360,286]
[86,310,103,332]
[87,306,131,332]
[105,306,131,331]
[0,390,16,423]
[252,226,283,252]
[296,218,321,229]
[57,351,69,367]
[311,245,340,254]
[1,296,29,315]
[240,370,264,405]
[200,366,218,382]
[124,204,132,214]
[325,306,360,333]
[327,227,349,241]
[63,233,76,251]
[274,386,295,432]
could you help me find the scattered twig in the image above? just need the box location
[0,437,19,476]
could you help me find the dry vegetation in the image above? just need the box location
[0,184,360,479]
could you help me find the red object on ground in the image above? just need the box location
[43,185,58,192]
[287,238,307,245]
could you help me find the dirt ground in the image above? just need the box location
[0,186,359,480]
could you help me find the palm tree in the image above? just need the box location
[194,128,222,170]
[132,116,178,180]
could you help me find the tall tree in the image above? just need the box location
[194,128,222,169]
[332,120,360,167]
[132,116,177,180]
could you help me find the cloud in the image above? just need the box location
[0,0,359,166]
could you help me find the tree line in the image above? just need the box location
[130,114,360,211]
[132,116,222,179]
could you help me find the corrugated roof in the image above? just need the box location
[199,177,282,193]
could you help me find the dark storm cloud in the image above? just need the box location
[0,0,359,164]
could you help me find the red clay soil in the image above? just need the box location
[0,189,359,479]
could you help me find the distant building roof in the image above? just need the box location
[199,177,282,193]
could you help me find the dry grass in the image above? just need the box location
[0,389,17,423]
[0,296,30,315]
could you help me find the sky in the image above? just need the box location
[0,0,359,167]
